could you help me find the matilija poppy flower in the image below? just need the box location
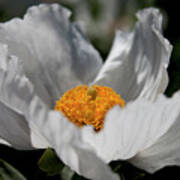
[0,3,180,180]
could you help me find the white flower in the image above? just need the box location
[0,3,180,180]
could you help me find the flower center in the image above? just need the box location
[55,85,125,132]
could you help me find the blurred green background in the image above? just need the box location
[0,0,180,180]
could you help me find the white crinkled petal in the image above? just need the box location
[0,44,49,149]
[0,3,103,107]
[82,91,180,168]
[130,92,180,173]
[0,138,11,147]
[0,45,34,114]
[26,96,119,180]
[94,8,172,102]
[0,44,9,70]
[0,100,35,150]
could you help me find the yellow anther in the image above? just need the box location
[55,85,125,132]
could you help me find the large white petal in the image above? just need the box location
[0,138,11,147]
[0,100,35,150]
[94,8,172,102]
[130,92,180,173]
[1,40,117,176]
[0,44,34,113]
[26,96,119,180]
[82,91,180,167]
[0,3,103,107]
[0,44,49,149]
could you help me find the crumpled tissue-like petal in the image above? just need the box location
[130,92,180,173]
[82,91,180,166]
[0,138,11,147]
[0,43,49,149]
[0,3,103,107]
[0,100,34,149]
[26,96,119,180]
[94,8,172,102]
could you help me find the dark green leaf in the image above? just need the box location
[0,159,26,180]
[38,148,64,176]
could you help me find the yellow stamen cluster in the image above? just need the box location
[55,85,125,132]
